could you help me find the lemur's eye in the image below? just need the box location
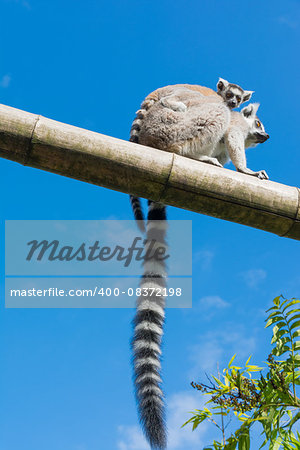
[236,96,241,103]
[226,92,233,99]
[255,120,261,128]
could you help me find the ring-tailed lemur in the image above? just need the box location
[129,80,269,449]
[129,78,254,230]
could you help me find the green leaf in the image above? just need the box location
[238,429,250,450]
[290,320,300,331]
[293,342,300,352]
[212,375,225,387]
[282,300,300,312]
[192,420,199,431]
[181,417,195,428]
[287,411,300,429]
[267,315,284,325]
[292,329,300,340]
[277,336,291,345]
[271,328,288,344]
[245,364,264,371]
[286,309,300,317]
[245,355,252,366]
[273,296,282,307]
[224,441,238,450]
[259,437,268,449]
[272,344,290,356]
[288,314,300,325]
[265,318,285,328]
[271,438,283,450]
[228,354,237,367]
[279,296,290,307]
[268,311,283,319]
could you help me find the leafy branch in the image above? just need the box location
[182,296,300,449]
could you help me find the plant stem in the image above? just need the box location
[281,306,297,402]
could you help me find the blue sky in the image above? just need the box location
[0,0,299,449]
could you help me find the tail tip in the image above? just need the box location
[144,424,167,450]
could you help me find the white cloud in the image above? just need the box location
[117,391,207,450]
[4,0,31,9]
[117,425,149,450]
[167,391,207,449]
[0,74,11,88]
[187,295,230,320]
[188,325,257,380]
[193,249,214,270]
[276,1,300,29]
[198,295,230,310]
[73,220,141,248]
[278,15,299,29]
[189,337,224,376]
[240,269,267,288]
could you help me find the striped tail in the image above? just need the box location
[129,101,156,233]
[129,195,145,233]
[131,201,168,449]
[129,124,145,232]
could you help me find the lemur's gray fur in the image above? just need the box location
[129,78,255,230]
[129,79,269,450]
[157,78,253,112]
[138,95,269,177]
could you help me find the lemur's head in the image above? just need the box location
[242,103,269,147]
[217,78,253,109]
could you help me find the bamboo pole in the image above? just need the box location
[0,103,299,240]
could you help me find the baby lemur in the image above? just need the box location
[129,78,269,450]
[142,77,253,111]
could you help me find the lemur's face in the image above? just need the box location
[217,78,253,109]
[242,103,270,147]
[223,86,244,109]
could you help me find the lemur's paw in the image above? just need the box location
[256,170,269,180]
[208,158,223,167]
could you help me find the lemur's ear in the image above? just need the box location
[242,103,260,118]
[242,90,254,102]
[217,78,229,92]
